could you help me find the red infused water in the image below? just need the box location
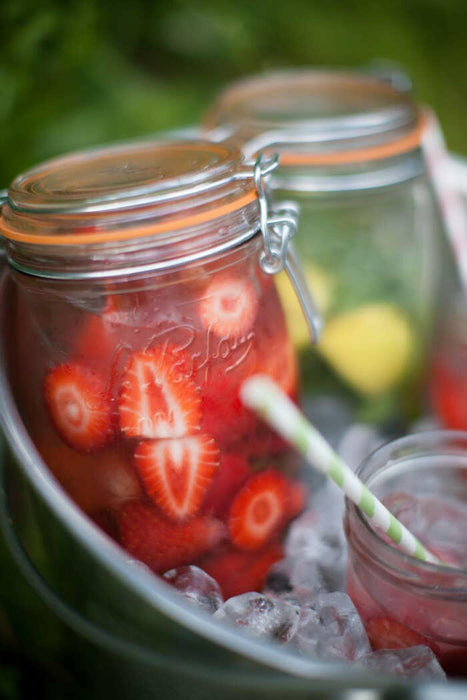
[2,137,306,599]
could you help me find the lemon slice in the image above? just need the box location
[317,303,416,396]
[276,263,334,348]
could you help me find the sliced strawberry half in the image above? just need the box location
[202,453,250,519]
[118,345,202,439]
[228,469,289,550]
[200,541,283,599]
[366,617,438,652]
[118,501,225,573]
[44,363,114,452]
[198,272,259,339]
[134,435,220,521]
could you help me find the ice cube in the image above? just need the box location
[263,559,294,595]
[163,565,224,613]
[303,395,353,449]
[311,478,347,532]
[360,646,446,680]
[285,483,348,595]
[125,557,153,575]
[290,555,345,601]
[384,492,467,567]
[263,553,342,605]
[214,592,300,643]
[338,423,383,472]
[296,592,370,661]
[409,415,441,434]
[262,559,304,609]
[285,491,346,561]
[285,510,321,559]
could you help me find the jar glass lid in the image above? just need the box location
[9,139,245,214]
[203,70,424,165]
[1,138,257,246]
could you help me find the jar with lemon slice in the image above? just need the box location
[204,70,461,428]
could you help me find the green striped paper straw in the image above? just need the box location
[240,374,442,566]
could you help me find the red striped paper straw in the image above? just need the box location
[422,108,467,296]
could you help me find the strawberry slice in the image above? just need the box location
[366,617,438,652]
[36,436,142,514]
[44,363,114,452]
[198,272,258,339]
[118,501,225,573]
[228,469,289,550]
[430,355,467,430]
[254,335,298,399]
[134,435,220,521]
[118,345,202,439]
[72,294,136,359]
[73,312,117,367]
[201,375,258,446]
[200,541,284,599]
[234,423,290,461]
[202,453,250,519]
[286,480,308,519]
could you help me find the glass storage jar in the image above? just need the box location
[345,431,467,677]
[203,70,462,430]
[0,138,313,599]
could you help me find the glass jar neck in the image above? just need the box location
[3,201,261,280]
[270,149,425,194]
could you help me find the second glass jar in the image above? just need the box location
[204,69,462,429]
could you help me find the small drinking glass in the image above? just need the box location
[345,430,467,677]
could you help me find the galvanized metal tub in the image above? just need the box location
[1,274,466,700]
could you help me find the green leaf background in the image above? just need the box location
[1,0,466,186]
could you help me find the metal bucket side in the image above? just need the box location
[0,271,463,699]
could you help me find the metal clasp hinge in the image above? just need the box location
[254,154,323,344]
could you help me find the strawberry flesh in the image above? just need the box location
[228,469,289,550]
[118,501,225,573]
[35,436,142,513]
[198,273,258,339]
[200,541,284,599]
[134,434,220,521]
[119,345,202,439]
[366,617,438,653]
[254,335,298,399]
[202,453,250,519]
[286,480,309,519]
[43,363,114,452]
[200,369,257,446]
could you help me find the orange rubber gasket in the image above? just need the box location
[0,188,257,246]
[277,114,426,166]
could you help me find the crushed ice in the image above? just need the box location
[161,422,450,681]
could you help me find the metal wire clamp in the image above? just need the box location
[254,154,323,344]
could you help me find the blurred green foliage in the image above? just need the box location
[0,3,466,695]
[0,0,466,182]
